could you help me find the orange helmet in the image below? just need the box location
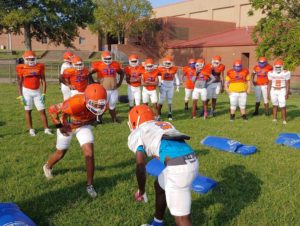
[195,58,205,70]
[128,105,155,131]
[23,50,37,66]
[129,54,139,67]
[144,58,154,71]
[162,55,173,68]
[274,59,284,73]
[101,51,112,65]
[258,56,267,68]
[85,84,107,115]
[188,58,196,69]
[212,55,221,67]
[71,56,84,70]
[233,60,242,72]
[63,51,74,62]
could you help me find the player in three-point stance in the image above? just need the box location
[128,105,199,226]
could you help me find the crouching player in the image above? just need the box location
[267,59,291,124]
[43,84,107,198]
[128,105,199,226]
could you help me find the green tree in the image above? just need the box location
[0,0,94,50]
[91,0,153,44]
[249,0,300,70]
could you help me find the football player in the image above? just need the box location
[43,84,107,198]
[252,57,273,116]
[267,59,290,124]
[90,51,124,123]
[62,56,92,96]
[157,56,180,121]
[206,55,225,116]
[16,50,52,136]
[192,58,215,119]
[141,58,159,116]
[128,105,199,226]
[225,60,251,121]
[181,59,197,111]
[59,51,74,100]
[124,54,144,109]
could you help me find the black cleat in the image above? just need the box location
[242,114,248,121]
[168,114,173,121]
[252,111,259,116]
[230,114,235,121]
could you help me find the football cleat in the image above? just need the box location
[167,114,172,121]
[230,114,235,121]
[272,119,277,122]
[141,219,164,226]
[135,190,148,203]
[29,129,36,137]
[86,185,97,198]
[43,164,53,179]
[283,120,287,125]
[242,114,248,121]
[44,128,53,135]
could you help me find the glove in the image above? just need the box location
[40,93,46,104]
[17,96,27,106]
[176,86,180,92]
[134,190,148,203]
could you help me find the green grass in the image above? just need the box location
[0,84,299,226]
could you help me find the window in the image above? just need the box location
[79,37,86,45]
[41,37,47,44]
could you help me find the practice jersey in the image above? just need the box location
[182,66,197,89]
[48,94,96,130]
[63,67,89,92]
[194,66,213,89]
[60,62,72,75]
[207,63,225,83]
[268,70,291,88]
[128,120,188,158]
[16,63,45,90]
[142,69,159,91]
[226,68,250,92]
[124,65,144,87]
[91,61,121,79]
[158,66,179,87]
[253,64,273,86]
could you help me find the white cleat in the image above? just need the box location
[272,119,277,123]
[44,128,53,135]
[86,185,97,198]
[283,120,287,125]
[43,164,53,179]
[29,129,36,137]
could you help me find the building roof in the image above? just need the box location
[168,27,255,48]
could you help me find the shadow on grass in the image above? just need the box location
[19,170,134,226]
[192,165,262,225]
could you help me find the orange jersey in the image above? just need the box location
[183,66,197,89]
[158,66,178,81]
[207,63,225,82]
[91,61,121,79]
[48,94,95,130]
[63,67,89,92]
[16,63,45,89]
[142,69,159,91]
[196,66,212,81]
[226,69,249,83]
[253,64,273,85]
[124,65,144,87]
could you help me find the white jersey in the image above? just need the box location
[268,70,291,88]
[60,62,72,74]
[128,120,186,157]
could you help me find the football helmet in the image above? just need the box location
[128,105,155,131]
[144,58,154,72]
[195,58,205,70]
[162,55,173,68]
[63,51,74,62]
[233,60,242,72]
[258,57,267,68]
[129,54,139,67]
[274,59,284,73]
[85,84,107,116]
[212,55,221,67]
[188,58,196,69]
[101,51,112,65]
[71,56,84,70]
[23,50,37,66]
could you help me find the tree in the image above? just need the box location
[0,0,95,50]
[249,0,300,70]
[91,0,153,44]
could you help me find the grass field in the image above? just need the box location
[0,83,299,226]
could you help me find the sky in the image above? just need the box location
[150,0,184,8]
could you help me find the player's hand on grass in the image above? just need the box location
[135,190,148,203]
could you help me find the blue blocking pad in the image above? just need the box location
[201,136,257,156]
[146,158,217,193]
[275,133,300,149]
[0,203,36,226]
